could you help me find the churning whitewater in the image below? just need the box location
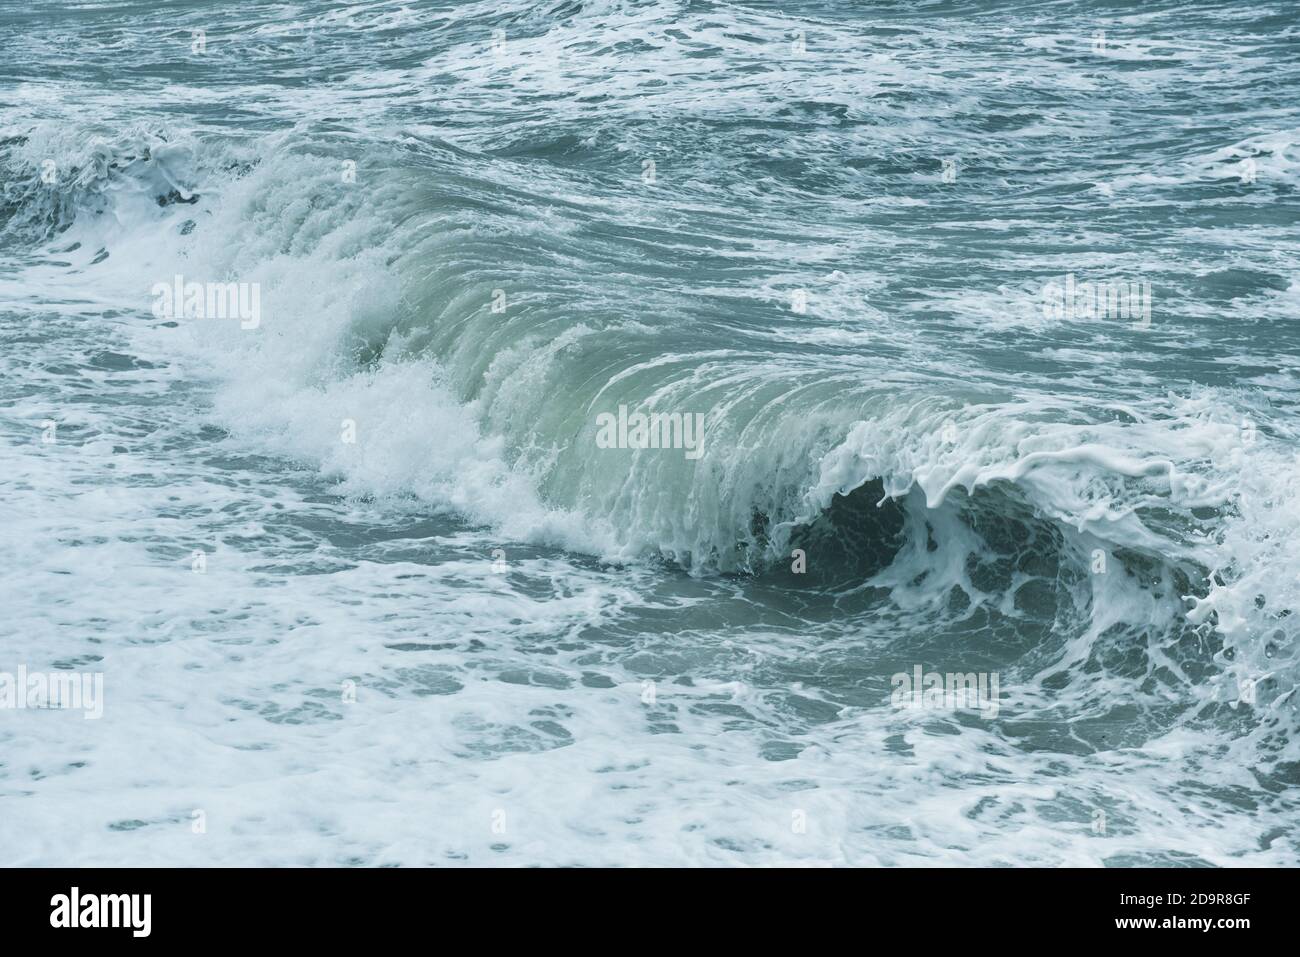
[1,0,1297,866]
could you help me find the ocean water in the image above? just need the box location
[1,0,1297,866]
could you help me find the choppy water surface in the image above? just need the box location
[1,0,1298,865]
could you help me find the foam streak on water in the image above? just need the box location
[0,0,1297,866]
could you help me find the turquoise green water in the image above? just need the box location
[0,0,1297,865]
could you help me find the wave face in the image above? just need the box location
[1,0,1298,865]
